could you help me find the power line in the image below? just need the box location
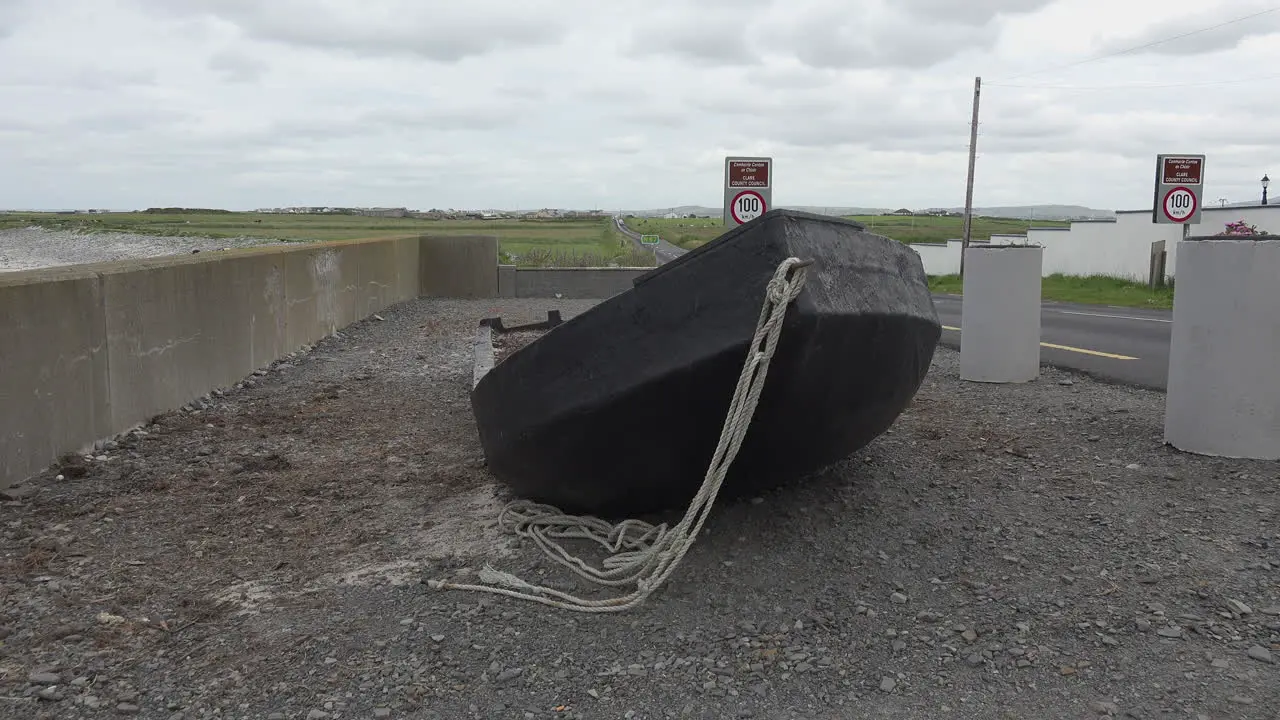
[987,72,1280,91]
[993,5,1280,82]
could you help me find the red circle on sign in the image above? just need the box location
[1162,186,1197,222]
[731,190,767,224]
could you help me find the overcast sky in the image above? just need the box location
[1,0,1277,211]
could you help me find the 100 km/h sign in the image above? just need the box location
[1152,153,1204,225]
[723,156,773,226]
[1162,186,1198,223]
[730,190,766,224]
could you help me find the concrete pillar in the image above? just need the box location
[1164,237,1280,459]
[959,245,1043,383]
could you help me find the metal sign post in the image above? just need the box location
[1152,154,1205,226]
[724,157,772,226]
[640,234,660,263]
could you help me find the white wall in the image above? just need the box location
[921,204,1280,281]
[1197,205,1280,233]
[1045,220,1163,281]
[1123,205,1280,278]
[909,240,963,276]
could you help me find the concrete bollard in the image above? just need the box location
[1164,236,1280,459]
[959,245,1043,383]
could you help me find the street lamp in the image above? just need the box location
[1263,174,1270,206]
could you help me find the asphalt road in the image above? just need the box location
[614,216,687,263]
[614,219,1171,389]
[932,294,1172,390]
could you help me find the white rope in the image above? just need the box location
[428,256,811,612]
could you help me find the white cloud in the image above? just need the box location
[0,0,1277,211]
[1093,2,1280,57]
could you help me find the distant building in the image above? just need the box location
[356,207,408,218]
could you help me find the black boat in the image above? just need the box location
[470,209,941,517]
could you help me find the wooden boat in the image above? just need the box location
[470,209,941,517]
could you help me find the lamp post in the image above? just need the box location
[1263,174,1270,206]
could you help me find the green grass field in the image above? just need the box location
[623,214,1070,250]
[0,211,654,268]
[929,274,1175,310]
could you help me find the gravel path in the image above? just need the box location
[0,297,1276,719]
[0,227,284,272]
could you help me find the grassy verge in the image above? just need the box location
[622,214,1070,250]
[0,211,652,267]
[929,273,1174,310]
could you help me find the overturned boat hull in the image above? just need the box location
[470,210,941,516]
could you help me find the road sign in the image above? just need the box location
[1152,154,1204,224]
[640,234,659,246]
[1162,186,1198,223]
[730,190,766,224]
[723,156,772,226]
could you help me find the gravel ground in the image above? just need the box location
[1,296,1277,720]
[0,227,284,272]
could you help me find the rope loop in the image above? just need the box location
[430,256,812,612]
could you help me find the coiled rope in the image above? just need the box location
[428,256,811,612]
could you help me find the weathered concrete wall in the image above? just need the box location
[0,268,110,489]
[420,235,498,298]
[392,236,421,302]
[1,237,424,491]
[282,244,360,349]
[513,267,647,299]
[98,252,291,432]
[1164,237,1280,459]
[498,264,517,298]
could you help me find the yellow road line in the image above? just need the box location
[1039,342,1138,360]
[940,325,1138,360]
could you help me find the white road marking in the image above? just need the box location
[932,297,1170,324]
[1054,310,1171,323]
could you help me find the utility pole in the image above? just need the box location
[960,76,981,277]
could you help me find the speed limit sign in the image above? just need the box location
[1152,154,1203,225]
[730,190,766,224]
[724,156,772,226]
[1162,186,1197,223]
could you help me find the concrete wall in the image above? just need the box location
[0,268,110,489]
[1121,205,1280,279]
[420,234,498,298]
[911,205,1280,281]
[1,235,433,491]
[505,267,649,299]
[907,241,964,276]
